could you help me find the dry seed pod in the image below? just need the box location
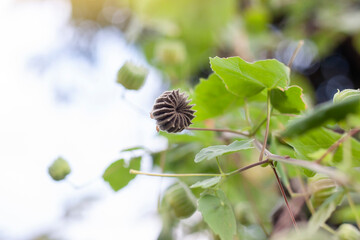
[336,224,360,240]
[164,182,197,219]
[308,174,337,208]
[116,61,148,90]
[151,89,195,133]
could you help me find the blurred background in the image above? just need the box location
[1,0,360,239]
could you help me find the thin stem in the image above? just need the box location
[259,90,271,162]
[346,191,360,229]
[130,169,223,177]
[226,159,269,176]
[254,139,349,185]
[244,98,252,126]
[271,162,298,231]
[186,127,249,137]
[296,169,315,214]
[249,118,267,136]
[131,159,269,179]
[287,40,304,68]
[216,157,224,174]
[315,128,360,164]
[322,224,337,235]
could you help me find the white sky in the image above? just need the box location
[0,0,171,239]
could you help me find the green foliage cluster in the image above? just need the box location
[100,56,360,239]
[48,0,360,238]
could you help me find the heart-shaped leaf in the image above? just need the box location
[270,85,306,113]
[198,190,237,240]
[210,57,290,98]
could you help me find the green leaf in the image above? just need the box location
[210,57,290,97]
[270,85,306,114]
[190,176,221,189]
[192,74,243,121]
[307,190,344,234]
[194,140,254,163]
[103,157,141,191]
[198,190,237,240]
[281,96,360,138]
[120,146,144,152]
[284,128,360,166]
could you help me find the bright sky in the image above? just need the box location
[0,0,172,239]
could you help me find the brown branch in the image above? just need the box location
[271,162,299,231]
[287,40,304,68]
[253,140,349,185]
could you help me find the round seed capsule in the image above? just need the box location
[337,224,360,240]
[308,174,338,208]
[164,182,197,219]
[48,157,71,181]
[333,89,360,103]
[151,89,195,133]
[116,61,148,90]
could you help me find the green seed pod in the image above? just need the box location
[48,157,71,181]
[154,40,186,65]
[336,224,360,240]
[164,182,197,219]
[116,61,148,90]
[308,174,337,208]
[333,89,360,103]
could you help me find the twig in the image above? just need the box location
[227,159,269,176]
[186,127,249,137]
[287,40,304,68]
[259,90,271,161]
[250,118,267,137]
[271,162,299,231]
[129,170,222,177]
[130,159,269,178]
[254,140,349,185]
[316,128,360,164]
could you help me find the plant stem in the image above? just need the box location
[129,169,223,177]
[216,157,224,174]
[186,127,249,137]
[226,159,269,176]
[346,191,360,229]
[270,162,299,231]
[315,128,360,164]
[254,139,349,185]
[244,98,252,126]
[130,159,269,179]
[249,117,267,136]
[287,40,304,68]
[258,90,271,162]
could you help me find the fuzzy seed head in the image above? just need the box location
[151,89,195,133]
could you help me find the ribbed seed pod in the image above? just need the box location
[150,89,195,133]
[164,182,197,219]
[308,174,338,208]
[154,40,187,65]
[48,157,71,181]
[116,61,148,90]
[337,224,360,240]
[333,89,360,103]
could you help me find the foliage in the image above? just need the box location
[97,55,360,239]
[46,0,360,238]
